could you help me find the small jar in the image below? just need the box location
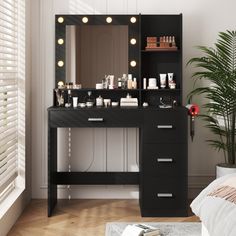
[96,95,103,107]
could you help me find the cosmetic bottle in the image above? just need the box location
[96,95,103,107]
[85,91,95,108]
[72,97,78,108]
[132,78,137,89]
[121,74,127,89]
[118,78,122,89]
[127,74,133,89]
[143,78,147,89]
[66,89,72,107]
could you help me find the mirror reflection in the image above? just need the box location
[66,25,128,88]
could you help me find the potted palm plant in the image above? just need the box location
[188,30,236,178]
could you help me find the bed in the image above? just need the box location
[191,173,236,236]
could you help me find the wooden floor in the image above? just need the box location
[8,199,199,236]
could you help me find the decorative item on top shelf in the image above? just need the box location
[57,80,82,89]
[145,36,178,51]
[120,93,138,107]
[98,73,137,90]
[85,91,95,107]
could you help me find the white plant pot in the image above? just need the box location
[216,165,236,178]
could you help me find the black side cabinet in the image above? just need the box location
[140,108,188,216]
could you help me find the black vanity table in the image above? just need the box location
[48,14,188,217]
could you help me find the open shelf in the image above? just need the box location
[141,49,179,53]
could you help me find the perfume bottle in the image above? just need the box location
[85,91,95,108]
[65,89,72,107]
[67,89,72,106]
[121,74,127,89]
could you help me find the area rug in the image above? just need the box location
[105,222,201,236]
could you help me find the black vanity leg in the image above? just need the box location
[48,127,57,217]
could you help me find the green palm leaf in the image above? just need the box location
[188,30,236,165]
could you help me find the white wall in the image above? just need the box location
[31,0,236,199]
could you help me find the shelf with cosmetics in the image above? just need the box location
[140,14,182,107]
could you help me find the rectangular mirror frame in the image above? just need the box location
[55,14,140,86]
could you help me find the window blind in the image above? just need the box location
[0,0,25,200]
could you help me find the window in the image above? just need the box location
[0,0,25,210]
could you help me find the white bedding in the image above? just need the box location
[191,173,236,236]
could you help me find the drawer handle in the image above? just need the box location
[157,125,173,129]
[157,158,173,163]
[157,193,173,198]
[88,118,104,122]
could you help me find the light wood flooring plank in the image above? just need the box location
[8,200,199,236]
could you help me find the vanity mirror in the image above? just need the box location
[55,15,139,88]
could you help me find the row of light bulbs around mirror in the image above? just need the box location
[57,16,137,24]
[57,16,137,68]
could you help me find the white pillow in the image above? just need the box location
[191,173,236,236]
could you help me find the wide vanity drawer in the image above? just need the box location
[142,143,187,177]
[141,177,187,210]
[49,109,141,127]
[143,109,187,143]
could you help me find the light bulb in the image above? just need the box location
[57,17,64,23]
[58,38,64,45]
[130,60,136,67]
[82,17,88,23]
[130,17,136,23]
[106,17,112,23]
[58,61,64,67]
[130,38,136,45]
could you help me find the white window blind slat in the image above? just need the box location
[0,151,16,173]
[0,109,16,120]
[0,144,16,162]
[0,138,17,156]
[0,42,18,50]
[0,133,17,153]
[0,103,17,114]
[0,120,17,138]
[0,86,17,93]
[0,91,17,98]
[0,3,17,15]
[0,168,17,193]
[0,34,16,43]
[0,99,17,108]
